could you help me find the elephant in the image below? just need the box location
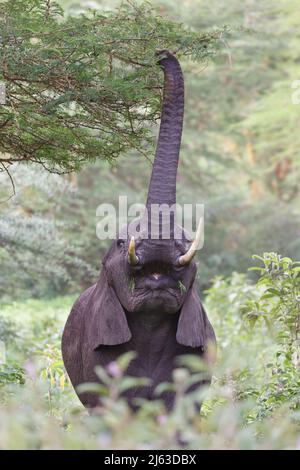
[62,50,216,411]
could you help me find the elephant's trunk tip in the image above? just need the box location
[155,49,179,65]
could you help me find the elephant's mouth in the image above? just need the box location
[136,261,178,290]
[143,261,170,277]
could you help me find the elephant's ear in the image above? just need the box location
[87,268,131,349]
[176,286,215,349]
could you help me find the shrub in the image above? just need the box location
[0,253,299,449]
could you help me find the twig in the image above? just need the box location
[0,162,16,203]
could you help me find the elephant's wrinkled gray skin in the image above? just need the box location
[62,51,216,410]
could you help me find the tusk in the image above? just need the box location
[178,218,203,266]
[128,236,139,265]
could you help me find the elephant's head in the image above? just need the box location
[87,51,211,350]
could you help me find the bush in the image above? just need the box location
[0,253,299,449]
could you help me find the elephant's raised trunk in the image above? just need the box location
[146,51,184,208]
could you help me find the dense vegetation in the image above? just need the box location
[0,253,299,449]
[0,0,299,450]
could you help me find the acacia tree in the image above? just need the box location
[0,0,224,173]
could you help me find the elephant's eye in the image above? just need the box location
[117,239,125,248]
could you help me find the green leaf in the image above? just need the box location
[76,382,107,395]
[154,382,175,396]
[117,351,137,372]
[94,365,111,385]
[119,377,151,393]
[266,288,281,297]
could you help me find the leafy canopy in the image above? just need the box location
[0,0,224,172]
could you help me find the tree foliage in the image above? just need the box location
[0,0,224,172]
[0,165,97,299]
